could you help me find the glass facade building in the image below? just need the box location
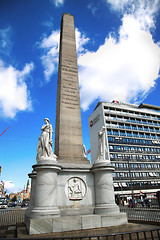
[88,101,160,197]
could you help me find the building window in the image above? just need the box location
[133,132,138,137]
[107,130,112,135]
[132,155,136,160]
[108,136,115,141]
[139,133,144,138]
[113,130,119,135]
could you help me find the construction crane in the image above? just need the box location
[0,126,11,137]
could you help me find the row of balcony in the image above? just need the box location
[108,136,160,146]
[105,116,160,127]
[104,109,160,121]
[113,176,160,181]
[109,149,160,154]
[110,156,160,162]
[114,183,160,191]
[107,131,160,140]
[106,123,160,133]
[111,162,160,170]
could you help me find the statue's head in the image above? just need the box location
[44,118,50,123]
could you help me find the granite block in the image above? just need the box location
[29,218,53,235]
[53,216,81,232]
[81,215,101,229]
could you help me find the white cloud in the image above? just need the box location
[39,30,60,82]
[87,3,98,15]
[39,0,160,111]
[107,0,159,13]
[76,28,90,55]
[0,26,12,56]
[3,180,23,194]
[3,181,16,193]
[107,0,160,30]
[0,61,34,118]
[42,18,54,29]
[107,0,132,11]
[55,0,64,7]
[39,29,89,82]
[50,0,64,7]
[77,0,160,110]
[78,14,160,110]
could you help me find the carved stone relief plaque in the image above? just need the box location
[65,177,86,200]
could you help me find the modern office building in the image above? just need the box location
[88,101,160,199]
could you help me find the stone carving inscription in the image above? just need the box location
[65,177,86,200]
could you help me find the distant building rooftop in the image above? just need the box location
[94,101,160,112]
[138,103,160,111]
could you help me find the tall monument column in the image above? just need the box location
[25,13,127,235]
[55,13,88,164]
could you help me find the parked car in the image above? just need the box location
[17,202,22,206]
[8,202,17,207]
[0,197,8,209]
[21,202,29,207]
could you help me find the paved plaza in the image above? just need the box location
[0,222,159,239]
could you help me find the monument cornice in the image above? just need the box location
[91,162,115,172]
[32,160,62,172]
[60,163,92,172]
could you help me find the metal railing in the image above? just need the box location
[1,229,160,240]
[0,208,26,226]
[0,207,160,227]
[0,208,160,239]
[120,206,160,223]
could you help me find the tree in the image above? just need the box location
[11,195,17,202]
[5,195,9,200]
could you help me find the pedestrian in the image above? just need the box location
[141,199,144,207]
[144,198,150,208]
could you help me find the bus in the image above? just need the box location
[0,197,8,209]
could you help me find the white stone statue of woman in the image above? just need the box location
[97,126,108,161]
[36,118,56,161]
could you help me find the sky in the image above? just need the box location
[0,0,160,194]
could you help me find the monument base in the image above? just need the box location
[25,206,60,219]
[25,213,127,235]
[94,203,120,215]
[25,161,128,235]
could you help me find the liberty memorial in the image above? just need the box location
[25,13,127,234]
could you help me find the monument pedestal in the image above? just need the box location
[91,161,120,215]
[25,213,127,235]
[25,171,36,217]
[25,161,127,235]
[25,159,61,220]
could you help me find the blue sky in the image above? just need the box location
[0,0,160,193]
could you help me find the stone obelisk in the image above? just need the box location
[25,13,127,234]
[55,13,88,164]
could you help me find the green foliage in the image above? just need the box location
[23,198,30,202]
[5,195,9,200]
[10,195,17,202]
